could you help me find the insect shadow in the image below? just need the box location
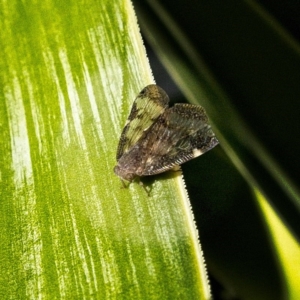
[120,167,182,197]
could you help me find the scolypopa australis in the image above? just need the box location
[114,84,218,183]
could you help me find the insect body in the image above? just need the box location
[114,85,218,182]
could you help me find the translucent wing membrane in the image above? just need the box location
[139,104,218,175]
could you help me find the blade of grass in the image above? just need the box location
[0,0,213,298]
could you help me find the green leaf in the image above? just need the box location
[0,0,212,299]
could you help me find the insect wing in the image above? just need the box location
[116,85,169,160]
[140,103,219,175]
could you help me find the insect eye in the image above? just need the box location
[139,88,146,95]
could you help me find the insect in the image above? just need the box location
[114,84,218,184]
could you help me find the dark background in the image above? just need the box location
[139,1,300,299]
